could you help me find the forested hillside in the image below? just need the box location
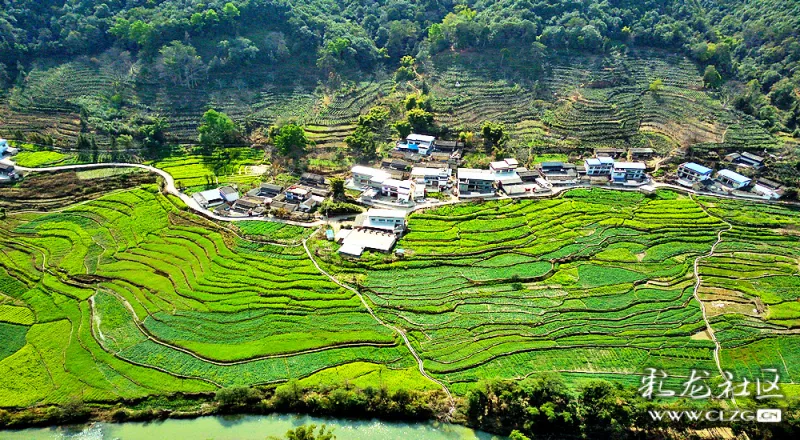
[0,1,798,171]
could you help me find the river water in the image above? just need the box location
[0,414,502,439]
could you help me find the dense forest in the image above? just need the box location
[1,0,798,134]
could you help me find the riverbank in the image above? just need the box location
[1,413,498,440]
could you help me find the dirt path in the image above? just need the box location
[690,195,733,379]
[302,235,456,414]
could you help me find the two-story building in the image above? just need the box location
[351,166,391,188]
[611,162,647,183]
[584,157,615,176]
[676,162,713,186]
[396,134,436,155]
[457,168,495,196]
[411,167,451,190]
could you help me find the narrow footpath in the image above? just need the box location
[302,237,456,414]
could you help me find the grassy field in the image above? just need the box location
[319,189,800,396]
[1,187,798,409]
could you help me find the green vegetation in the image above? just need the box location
[319,189,800,398]
[1,184,799,438]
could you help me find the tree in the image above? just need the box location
[273,124,309,159]
[393,120,412,139]
[158,41,206,88]
[198,109,238,148]
[345,126,378,160]
[481,121,509,154]
[703,65,723,89]
[329,177,345,200]
[648,79,663,93]
[216,387,257,408]
[268,424,335,440]
[509,431,531,440]
[407,108,434,133]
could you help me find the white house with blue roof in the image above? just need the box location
[677,162,713,186]
[715,169,751,189]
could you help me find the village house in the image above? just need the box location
[389,149,422,162]
[584,157,615,176]
[611,162,647,184]
[676,162,713,186]
[270,200,298,213]
[630,148,654,160]
[0,139,18,157]
[358,208,408,234]
[231,197,264,216]
[724,152,765,169]
[285,186,311,202]
[396,133,436,155]
[715,169,752,189]
[515,167,539,183]
[537,162,578,184]
[0,163,16,181]
[381,178,415,204]
[192,188,225,208]
[336,228,398,258]
[351,166,391,188]
[219,186,240,203]
[594,147,624,158]
[433,139,464,152]
[752,178,784,200]
[300,172,326,187]
[458,168,495,196]
[411,167,451,190]
[300,195,325,212]
[253,183,283,198]
[381,158,412,171]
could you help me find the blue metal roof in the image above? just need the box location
[683,162,712,175]
[716,169,751,184]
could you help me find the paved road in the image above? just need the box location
[6,159,789,229]
[7,161,335,227]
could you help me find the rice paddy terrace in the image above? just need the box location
[1,184,798,409]
[321,189,800,396]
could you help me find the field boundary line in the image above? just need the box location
[302,236,456,414]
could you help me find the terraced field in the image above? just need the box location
[321,189,800,395]
[0,186,413,407]
[1,186,798,408]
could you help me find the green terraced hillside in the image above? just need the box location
[1,186,799,409]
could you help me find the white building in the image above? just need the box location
[351,166,391,189]
[381,178,415,204]
[192,189,225,208]
[219,186,240,203]
[611,162,647,183]
[360,208,407,233]
[489,158,519,174]
[396,134,436,155]
[337,228,398,258]
[715,169,751,189]
[677,162,713,185]
[458,168,495,195]
[285,186,310,201]
[411,167,450,189]
[584,157,615,176]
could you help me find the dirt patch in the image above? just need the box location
[0,170,157,212]
[691,329,712,341]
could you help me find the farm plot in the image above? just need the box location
[0,186,414,405]
[324,189,799,395]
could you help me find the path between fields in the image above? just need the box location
[302,236,456,414]
[690,195,733,381]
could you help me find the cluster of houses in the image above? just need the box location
[334,208,408,258]
[0,139,19,182]
[348,135,460,207]
[192,172,331,217]
[676,162,782,199]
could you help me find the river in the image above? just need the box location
[0,414,503,440]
